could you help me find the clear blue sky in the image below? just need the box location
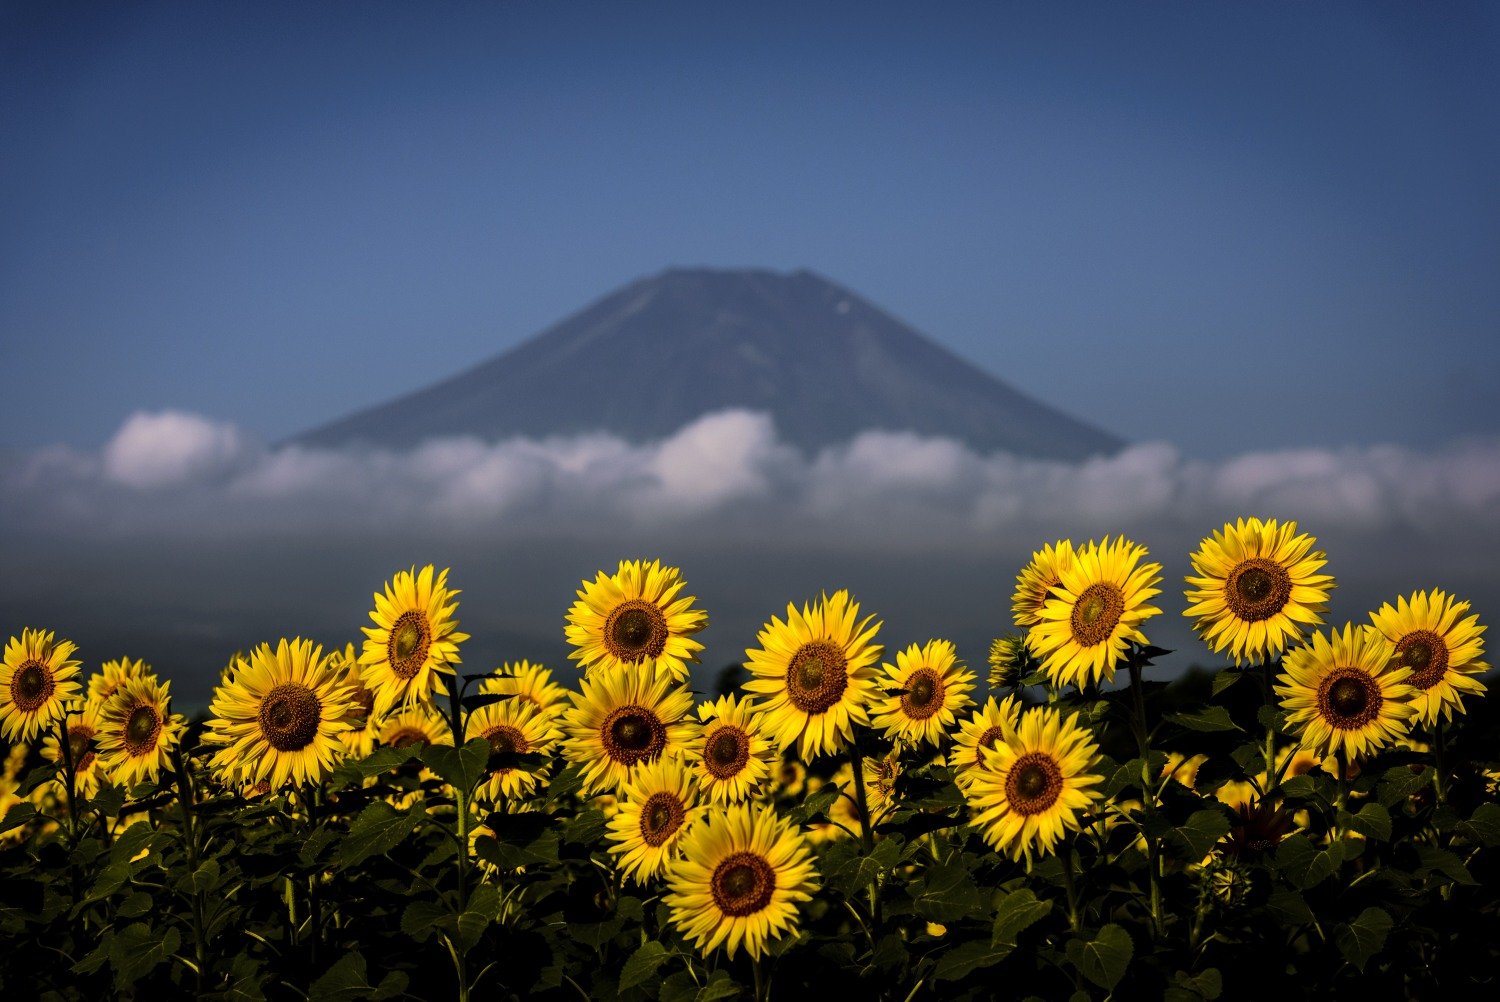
[3,0,1496,457]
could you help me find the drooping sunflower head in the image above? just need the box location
[828,749,901,833]
[359,565,470,716]
[1275,623,1417,762]
[741,590,884,762]
[96,674,182,787]
[1028,537,1163,690]
[480,660,572,716]
[1369,589,1488,726]
[987,634,1031,690]
[964,705,1104,863]
[561,664,698,796]
[950,695,1022,791]
[691,694,776,805]
[1012,540,1076,628]
[565,559,709,682]
[41,700,108,799]
[872,639,976,748]
[664,802,820,961]
[469,697,558,804]
[1,628,84,743]
[606,754,705,884]
[86,656,154,709]
[204,638,357,791]
[1185,517,1335,666]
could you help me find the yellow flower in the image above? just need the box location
[1028,537,1163,689]
[1368,589,1488,726]
[950,695,1022,791]
[86,656,154,708]
[96,674,183,787]
[1013,540,1076,628]
[1,628,83,743]
[606,755,704,884]
[1185,517,1334,666]
[561,664,697,796]
[378,704,452,750]
[871,639,975,748]
[1275,624,1417,762]
[690,695,776,805]
[469,698,558,803]
[480,660,571,715]
[565,559,708,682]
[359,565,470,716]
[964,705,1104,862]
[330,643,381,761]
[41,700,109,799]
[987,634,1030,690]
[742,590,883,761]
[664,802,820,960]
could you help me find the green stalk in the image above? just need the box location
[56,716,81,843]
[1059,843,1081,932]
[171,747,209,994]
[1127,657,1163,939]
[445,671,473,1002]
[1334,746,1349,839]
[846,738,883,931]
[752,956,767,1002]
[1261,659,1280,797]
[1432,718,1447,806]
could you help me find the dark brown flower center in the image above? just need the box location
[705,726,751,780]
[258,683,322,752]
[900,667,945,720]
[710,851,775,917]
[482,724,528,773]
[603,600,668,663]
[785,641,848,714]
[1396,630,1449,691]
[973,725,1006,769]
[601,705,667,765]
[387,726,431,749]
[1224,558,1293,623]
[388,611,432,680]
[69,724,97,773]
[123,703,164,756]
[639,791,686,846]
[1005,752,1063,815]
[1317,668,1381,729]
[1070,583,1125,647]
[11,660,53,713]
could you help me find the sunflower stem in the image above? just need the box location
[847,738,883,931]
[1126,657,1164,940]
[171,747,210,994]
[1334,746,1349,838]
[1059,843,1081,932]
[55,715,81,844]
[752,956,767,1002]
[1432,718,1447,806]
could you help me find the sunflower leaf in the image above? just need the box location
[786,783,842,825]
[337,802,424,869]
[1168,809,1231,860]
[1342,803,1392,842]
[1064,923,1133,990]
[1457,802,1500,846]
[910,861,983,922]
[1275,834,1344,889]
[1377,765,1431,807]
[0,801,36,836]
[1335,906,1393,972]
[1414,845,1476,886]
[991,887,1051,945]
[1210,669,1243,698]
[309,950,402,1000]
[935,940,1012,981]
[619,941,669,992]
[461,691,516,711]
[1165,706,1241,733]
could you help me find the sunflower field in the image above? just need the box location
[2,518,1498,1000]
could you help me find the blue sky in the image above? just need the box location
[2,0,1497,457]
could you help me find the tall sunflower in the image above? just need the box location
[1012,540,1076,628]
[561,664,697,795]
[664,802,820,960]
[1028,537,1163,689]
[378,704,451,750]
[331,643,381,761]
[1368,589,1488,726]
[205,639,356,790]
[606,755,705,884]
[950,695,1022,791]
[41,700,108,799]
[964,705,1104,862]
[565,559,708,682]
[86,656,154,708]
[480,660,571,715]
[690,694,776,805]
[871,639,975,748]
[742,590,884,761]
[1275,623,1416,761]
[96,674,182,787]
[469,698,559,803]
[359,565,470,716]
[1,628,83,743]
[1185,517,1334,666]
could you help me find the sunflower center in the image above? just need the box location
[1396,630,1449,691]
[1224,559,1293,623]
[900,668,945,720]
[11,660,54,713]
[1317,668,1382,729]
[601,705,667,765]
[705,726,751,779]
[1070,583,1125,647]
[1005,752,1064,815]
[123,703,164,756]
[639,791,686,846]
[388,611,432,680]
[973,725,1006,769]
[710,851,775,917]
[482,724,528,765]
[785,641,848,715]
[68,725,97,773]
[258,683,322,752]
[604,600,669,663]
[387,726,431,749]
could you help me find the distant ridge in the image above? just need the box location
[295,268,1123,459]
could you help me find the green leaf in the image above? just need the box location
[110,820,158,865]
[423,737,491,795]
[935,940,1012,981]
[1342,803,1392,842]
[1278,775,1317,800]
[337,802,423,869]
[696,969,742,1002]
[330,745,420,786]
[787,783,842,824]
[455,883,499,953]
[18,762,60,797]
[830,837,904,897]
[1335,907,1393,972]
[911,861,983,922]
[992,887,1051,945]
[475,811,560,869]
[400,899,447,943]
[1275,834,1343,889]
[1415,845,1476,885]
[1169,809,1231,859]
[563,808,610,846]
[1171,968,1224,1000]
[309,951,389,1001]
[460,691,515,711]
[619,941,669,993]
[117,890,153,918]
[0,801,36,835]
[109,922,180,988]
[1457,802,1500,847]
[1377,765,1430,807]
[1166,706,1241,733]
[1065,924,1133,991]
[1210,669,1243,698]
[1265,889,1314,926]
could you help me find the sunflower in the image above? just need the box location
[871,639,975,748]
[561,664,697,795]
[96,674,182,787]
[86,656,154,708]
[830,750,900,832]
[480,660,571,715]
[378,704,451,750]
[606,755,704,884]
[1012,540,1076,628]
[359,565,470,716]
[41,700,108,799]
[1368,589,1488,726]
[565,559,708,682]
[950,695,1022,791]
[1275,623,1417,761]
[965,705,1104,862]
[742,590,884,761]
[690,695,776,805]
[664,802,820,960]
[329,643,381,761]
[987,634,1030,690]
[1185,517,1334,667]
[1,628,83,743]
[469,698,558,803]
[1028,537,1163,689]
[204,639,356,790]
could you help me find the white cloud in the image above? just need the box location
[101,410,251,488]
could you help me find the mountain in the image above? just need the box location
[295,268,1122,459]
